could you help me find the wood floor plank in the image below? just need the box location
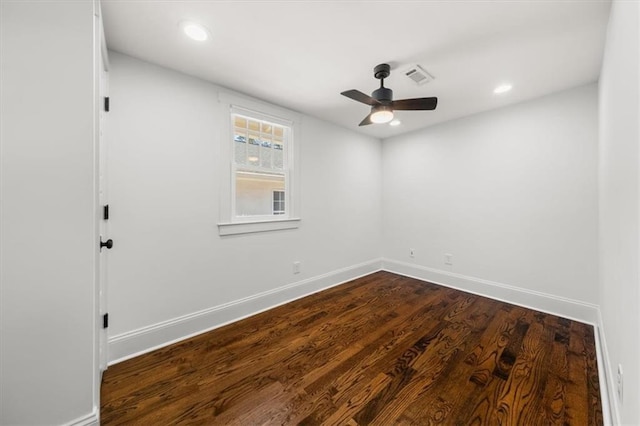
[137,305,396,422]
[564,320,601,426]
[324,301,458,408]
[400,299,510,424]
[450,308,533,425]
[367,301,482,425]
[294,293,453,424]
[583,325,604,425]
[494,319,553,425]
[321,372,392,426]
[101,272,602,425]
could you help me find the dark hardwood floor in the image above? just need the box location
[101,271,602,425]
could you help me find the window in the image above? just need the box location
[273,190,285,215]
[232,113,289,218]
[217,98,300,236]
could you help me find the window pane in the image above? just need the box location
[233,114,286,171]
[235,171,285,217]
[248,119,260,132]
[247,135,260,166]
[260,139,272,168]
[273,141,284,169]
[234,133,246,165]
[234,116,247,128]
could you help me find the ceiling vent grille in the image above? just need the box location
[404,64,434,86]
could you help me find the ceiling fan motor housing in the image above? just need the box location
[373,87,393,102]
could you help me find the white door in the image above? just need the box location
[98,39,110,371]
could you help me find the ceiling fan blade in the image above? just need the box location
[391,97,438,111]
[341,90,381,106]
[358,113,374,126]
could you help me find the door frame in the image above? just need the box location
[97,5,110,372]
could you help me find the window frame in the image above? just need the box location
[230,111,290,221]
[217,92,301,236]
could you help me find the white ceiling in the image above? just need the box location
[101,0,611,139]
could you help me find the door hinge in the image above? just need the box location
[103,204,109,220]
[104,96,110,112]
[103,313,109,329]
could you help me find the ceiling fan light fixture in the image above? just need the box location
[341,64,437,126]
[370,106,394,124]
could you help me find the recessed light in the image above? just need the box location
[493,83,512,94]
[389,119,402,126]
[181,21,209,42]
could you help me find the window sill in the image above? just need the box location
[218,218,301,236]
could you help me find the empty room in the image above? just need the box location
[1,0,639,425]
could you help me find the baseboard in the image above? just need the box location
[382,258,599,325]
[64,410,98,426]
[596,310,620,425]
[108,258,383,365]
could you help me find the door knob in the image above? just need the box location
[100,238,113,249]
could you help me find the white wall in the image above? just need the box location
[105,52,382,361]
[0,1,98,425]
[382,85,599,307]
[598,0,640,423]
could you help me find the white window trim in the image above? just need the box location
[218,218,301,236]
[217,91,301,235]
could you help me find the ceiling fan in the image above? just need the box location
[341,64,438,126]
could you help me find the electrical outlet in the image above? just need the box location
[617,364,624,403]
[409,248,415,258]
[293,261,301,274]
[444,253,453,265]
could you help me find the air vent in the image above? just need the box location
[404,64,434,86]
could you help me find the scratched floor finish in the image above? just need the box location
[101,271,602,425]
